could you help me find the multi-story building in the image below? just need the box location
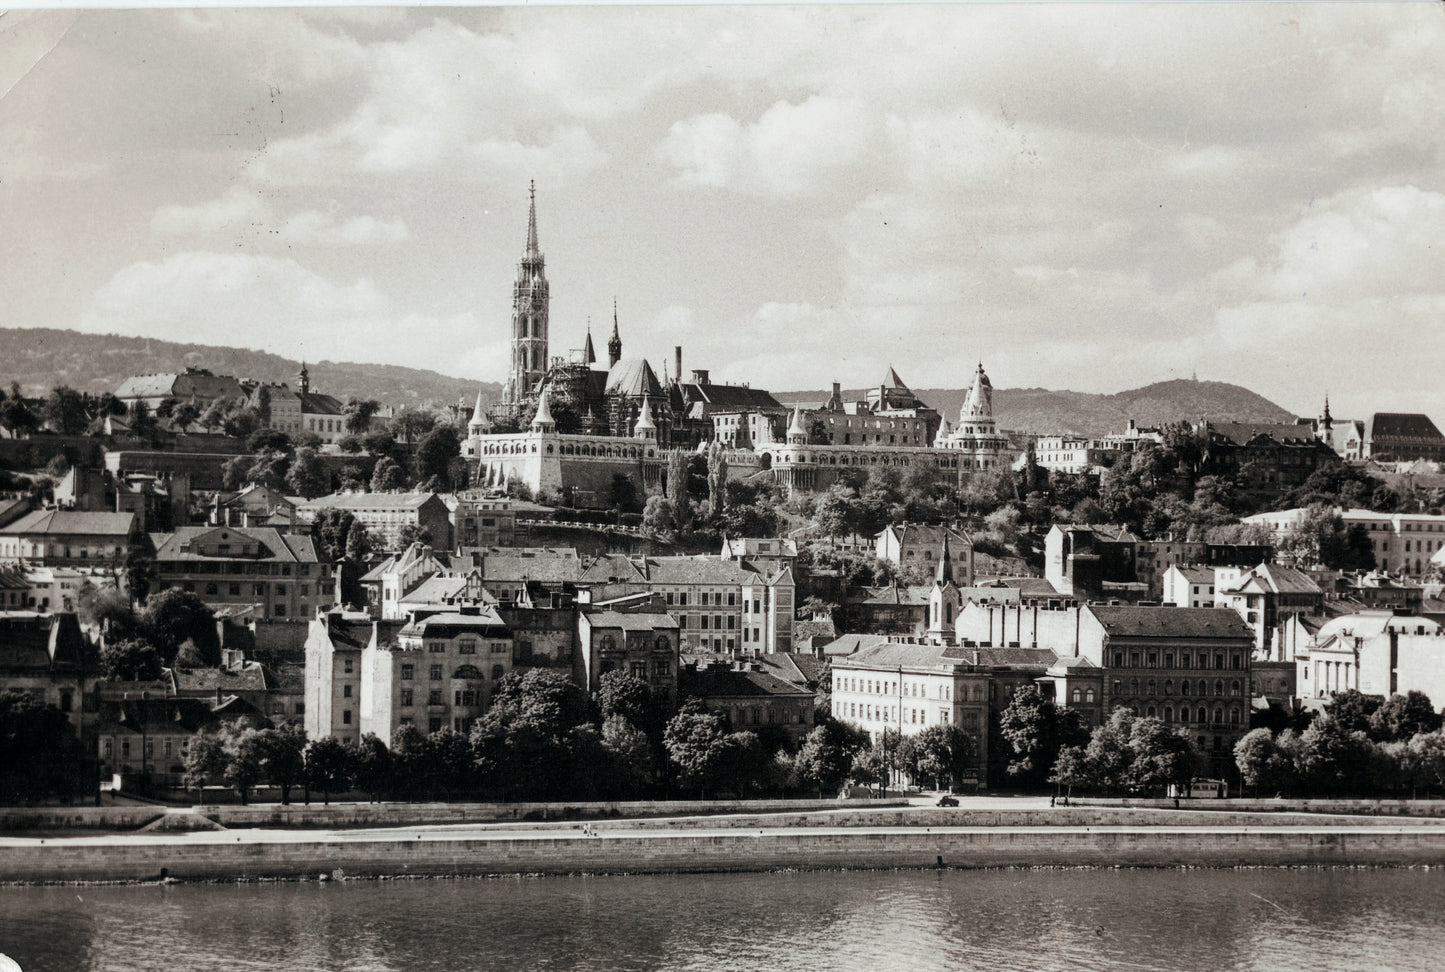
[679,660,816,743]
[0,510,141,568]
[719,537,797,573]
[1162,565,1216,609]
[1244,507,1445,578]
[1363,412,1445,462]
[364,611,515,738]
[1294,612,1445,702]
[1214,563,1325,658]
[875,524,976,584]
[1196,420,1340,499]
[452,493,519,552]
[579,554,793,655]
[150,525,333,622]
[114,367,245,412]
[297,492,452,553]
[1082,605,1254,774]
[304,612,405,746]
[0,612,88,732]
[576,602,680,709]
[831,641,991,789]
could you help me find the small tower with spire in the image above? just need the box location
[927,535,960,645]
[633,395,657,441]
[582,322,597,367]
[530,385,556,434]
[607,298,622,368]
[467,388,490,437]
[297,361,310,396]
[786,406,807,446]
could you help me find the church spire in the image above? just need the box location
[935,534,953,585]
[608,298,622,367]
[525,179,539,256]
[583,321,597,366]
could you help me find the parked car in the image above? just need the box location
[936,795,958,807]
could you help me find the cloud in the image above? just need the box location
[77,252,474,374]
[151,187,409,246]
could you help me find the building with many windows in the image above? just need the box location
[0,510,141,567]
[150,525,333,622]
[297,492,452,553]
[365,611,515,739]
[576,602,680,709]
[1244,507,1445,577]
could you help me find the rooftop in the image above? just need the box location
[1087,604,1254,641]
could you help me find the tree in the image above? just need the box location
[641,494,674,536]
[1127,718,1199,796]
[371,456,407,491]
[595,671,661,737]
[345,399,382,436]
[0,385,40,436]
[246,428,292,454]
[0,690,86,804]
[1298,715,1376,795]
[607,473,640,514]
[123,550,153,606]
[663,700,731,798]
[43,385,88,434]
[219,722,266,804]
[911,723,978,792]
[182,729,227,803]
[256,724,307,805]
[1049,745,1093,802]
[1407,730,1445,794]
[303,736,355,805]
[428,728,476,799]
[285,446,330,499]
[1368,691,1441,743]
[794,719,871,796]
[140,589,218,666]
[78,583,139,638]
[998,685,1090,789]
[311,508,358,563]
[414,426,462,488]
[665,451,694,532]
[1325,689,1384,736]
[128,399,158,443]
[352,734,394,802]
[99,637,163,682]
[1083,707,1136,792]
[470,669,593,800]
[396,523,433,549]
[345,520,372,562]
[706,441,728,515]
[601,715,655,797]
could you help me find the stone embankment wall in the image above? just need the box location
[9,828,1445,883]
[1076,798,1445,817]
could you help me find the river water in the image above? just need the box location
[2,867,1442,971]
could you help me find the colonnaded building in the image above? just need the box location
[461,185,1013,506]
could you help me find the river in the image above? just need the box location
[2,867,1441,971]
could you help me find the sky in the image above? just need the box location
[2,3,1443,422]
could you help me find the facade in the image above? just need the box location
[0,612,88,731]
[1245,507,1445,577]
[1197,421,1340,498]
[1294,612,1445,702]
[1162,565,1216,609]
[580,554,794,655]
[679,661,816,743]
[831,641,991,789]
[114,368,244,411]
[363,611,515,739]
[1082,605,1254,773]
[304,612,404,745]
[298,492,453,553]
[0,510,141,567]
[1363,412,1445,462]
[575,606,680,709]
[1214,563,1325,658]
[452,493,519,552]
[719,537,798,573]
[875,524,976,585]
[151,525,334,622]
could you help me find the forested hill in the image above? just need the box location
[775,379,1299,436]
[0,328,498,408]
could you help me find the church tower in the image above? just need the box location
[608,298,622,368]
[503,181,550,411]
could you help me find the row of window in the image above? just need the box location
[1128,704,1242,726]
[664,591,737,607]
[849,703,953,725]
[837,675,954,701]
[1112,650,1244,670]
[1114,677,1243,698]
[164,562,313,576]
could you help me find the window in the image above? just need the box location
[342,710,352,725]
[343,685,352,698]
[1071,688,1081,703]
[401,664,414,680]
[400,689,413,706]
[428,640,445,653]
[1085,689,1095,703]
[630,661,647,678]
[428,689,443,705]
[458,639,476,655]
[344,658,354,674]
[1113,652,1124,667]
[491,665,504,681]
[430,664,443,681]
[229,583,241,595]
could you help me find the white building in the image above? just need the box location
[1244,507,1445,577]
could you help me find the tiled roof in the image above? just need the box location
[604,358,664,399]
[859,584,931,606]
[399,610,510,638]
[878,523,973,548]
[485,554,585,584]
[299,492,440,512]
[835,640,959,672]
[1225,564,1321,596]
[642,556,761,585]
[1367,413,1445,441]
[2,510,137,537]
[942,646,1058,668]
[758,652,828,686]
[150,526,322,563]
[0,614,85,671]
[1087,605,1254,641]
[169,665,269,693]
[298,392,345,416]
[1205,422,1324,447]
[681,666,814,699]
[678,382,785,412]
[583,610,679,632]
[1170,566,1216,584]
[820,633,893,657]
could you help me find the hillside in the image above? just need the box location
[0,328,499,409]
[776,379,1297,436]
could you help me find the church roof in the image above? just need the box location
[883,366,909,390]
[582,330,597,366]
[1204,422,1325,447]
[676,382,785,412]
[605,358,664,399]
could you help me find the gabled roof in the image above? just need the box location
[1204,422,1326,447]
[942,646,1058,668]
[298,391,345,416]
[878,523,973,548]
[835,640,959,672]
[604,358,664,398]
[676,382,785,412]
[1224,564,1321,597]
[1087,605,1254,641]
[859,584,931,606]
[819,633,893,657]
[399,610,510,638]
[0,613,85,672]
[299,492,440,512]
[2,510,137,537]
[1169,566,1216,585]
[150,525,322,563]
[168,664,269,694]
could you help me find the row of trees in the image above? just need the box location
[0,691,90,804]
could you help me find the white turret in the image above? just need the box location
[786,406,807,445]
[633,394,657,440]
[531,386,556,432]
[961,362,994,420]
[467,388,489,436]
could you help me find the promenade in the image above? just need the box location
[7,800,1445,883]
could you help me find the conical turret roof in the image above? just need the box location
[787,406,806,438]
[634,395,657,434]
[531,386,555,429]
[883,365,909,390]
[470,389,487,425]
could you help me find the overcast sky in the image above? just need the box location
[2,3,1442,421]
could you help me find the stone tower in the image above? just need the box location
[503,181,550,411]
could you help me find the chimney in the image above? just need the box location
[691,369,710,386]
[675,346,683,384]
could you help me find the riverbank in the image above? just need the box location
[8,816,1445,883]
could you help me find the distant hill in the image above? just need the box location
[0,328,498,409]
[775,379,1298,436]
